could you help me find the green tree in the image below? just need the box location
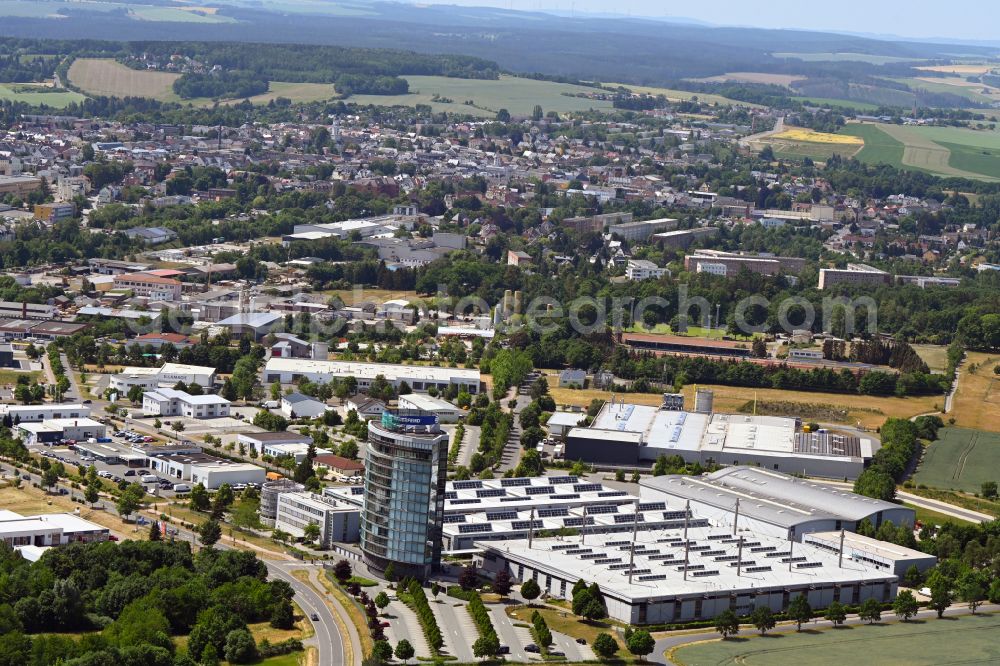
[520,579,540,604]
[189,483,211,511]
[626,629,655,660]
[824,600,847,625]
[981,481,998,499]
[371,640,393,661]
[223,628,258,664]
[893,590,918,621]
[957,572,986,614]
[472,633,500,660]
[853,467,896,502]
[270,598,294,630]
[394,638,415,664]
[198,519,222,548]
[84,483,100,507]
[714,608,740,638]
[788,594,812,631]
[374,591,390,613]
[858,598,882,624]
[592,632,619,659]
[116,483,144,520]
[149,521,161,541]
[929,580,952,618]
[303,522,321,545]
[750,606,775,634]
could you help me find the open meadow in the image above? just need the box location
[913,427,1000,493]
[351,75,615,117]
[68,58,181,101]
[697,72,804,87]
[542,372,939,429]
[773,52,925,65]
[0,83,86,107]
[605,82,762,108]
[750,126,864,162]
[950,351,1000,432]
[670,613,1000,666]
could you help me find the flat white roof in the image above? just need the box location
[479,525,895,602]
[145,388,229,405]
[547,411,587,428]
[806,531,933,563]
[44,417,104,428]
[264,358,481,383]
[398,393,463,412]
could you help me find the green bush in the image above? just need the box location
[467,592,498,643]
[406,580,443,651]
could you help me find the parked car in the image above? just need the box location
[497,645,510,655]
[525,644,539,654]
[108,535,119,542]
[310,613,319,621]
[379,621,390,628]
[576,638,586,645]
[124,470,136,477]
[172,483,191,493]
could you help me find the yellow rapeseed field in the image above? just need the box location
[772,128,864,144]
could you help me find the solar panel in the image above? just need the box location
[638,502,667,511]
[501,477,532,487]
[745,566,772,573]
[620,568,651,576]
[585,505,619,515]
[597,490,629,497]
[547,476,578,485]
[457,523,493,534]
[511,520,544,530]
[594,557,622,565]
[691,570,720,577]
[450,499,481,505]
[638,574,667,582]
[453,480,483,490]
[551,493,580,499]
[538,508,570,518]
[573,483,604,492]
[796,562,823,569]
[476,489,506,498]
[486,511,518,521]
[614,513,643,523]
[563,517,595,527]
[443,514,467,523]
[526,486,555,495]
[351,487,364,495]
[647,554,676,561]
[444,491,459,499]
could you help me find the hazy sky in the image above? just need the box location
[410,0,1000,42]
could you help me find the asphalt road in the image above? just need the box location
[0,459,345,666]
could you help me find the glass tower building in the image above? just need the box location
[361,409,449,580]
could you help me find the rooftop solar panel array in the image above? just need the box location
[457,523,493,534]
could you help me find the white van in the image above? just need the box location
[140,474,158,483]
[172,483,191,493]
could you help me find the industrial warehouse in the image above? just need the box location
[261,358,483,395]
[564,392,878,479]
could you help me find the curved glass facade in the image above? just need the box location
[361,415,448,580]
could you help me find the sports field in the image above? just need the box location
[670,613,1000,665]
[68,58,181,101]
[950,352,1000,432]
[841,122,1000,181]
[913,427,1000,493]
[352,75,615,117]
[0,83,86,107]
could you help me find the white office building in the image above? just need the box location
[274,491,360,547]
[397,393,465,423]
[0,403,91,423]
[17,418,106,446]
[263,358,482,395]
[626,259,670,281]
[0,510,109,549]
[110,363,217,393]
[142,388,230,419]
[280,393,329,419]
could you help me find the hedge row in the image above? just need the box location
[467,592,498,643]
[530,610,552,654]
[406,579,443,651]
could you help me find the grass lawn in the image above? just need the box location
[68,58,182,102]
[903,501,975,526]
[791,96,880,111]
[0,483,140,537]
[605,82,763,108]
[670,613,1000,665]
[0,368,40,385]
[323,288,419,307]
[912,427,1000,493]
[543,374,939,429]
[910,344,949,373]
[507,605,626,651]
[311,570,373,659]
[950,352,1000,432]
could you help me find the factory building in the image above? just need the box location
[640,467,915,541]
[262,358,482,395]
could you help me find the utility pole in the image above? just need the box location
[527,506,536,549]
[580,505,588,546]
[733,497,740,536]
[736,535,744,577]
[788,537,794,573]
[838,528,845,568]
[627,499,640,585]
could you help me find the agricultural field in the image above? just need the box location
[697,72,804,87]
[129,5,236,23]
[889,76,997,104]
[604,82,763,108]
[840,122,1000,180]
[68,58,181,101]
[916,63,996,75]
[670,613,1000,666]
[351,75,615,117]
[910,344,949,373]
[791,96,880,111]
[0,83,86,107]
[913,427,1000,493]
[542,373,939,429]
[238,81,336,105]
[751,127,864,162]
[950,351,1000,432]
[772,52,925,65]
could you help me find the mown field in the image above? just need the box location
[791,96,880,111]
[697,72,804,87]
[950,351,1000,432]
[0,83,86,107]
[839,123,905,165]
[68,58,181,101]
[913,427,1000,493]
[543,373,939,429]
[352,75,615,117]
[670,613,1000,666]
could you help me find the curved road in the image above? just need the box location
[0,460,347,666]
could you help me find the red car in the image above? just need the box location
[379,621,390,628]
[108,535,119,542]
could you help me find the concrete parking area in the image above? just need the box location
[489,602,538,662]
[383,596,432,659]
[431,598,478,663]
